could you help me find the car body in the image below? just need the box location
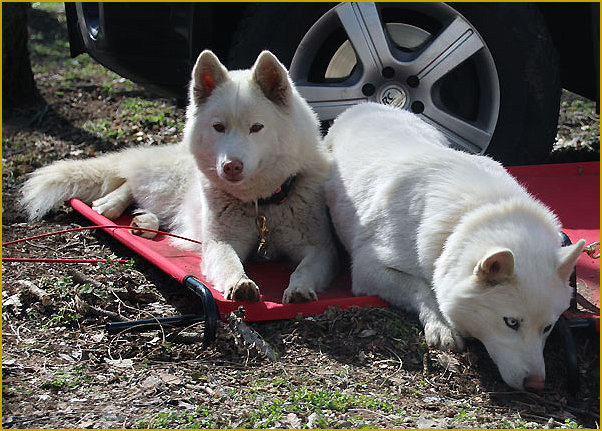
[65,2,599,165]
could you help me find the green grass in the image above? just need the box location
[82,118,126,141]
[290,387,398,413]
[245,398,286,428]
[34,265,131,327]
[45,304,81,327]
[41,366,91,391]
[496,412,585,429]
[239,385,404,428]
[30,2,65,14]
[453,408,477,422]
[99,257,135,273]
[561,97,598,112]
[81,98,181,143]
[135,407,217,429]
[118,98,180,129]
[43,274,74,298]
[563,418,584,429]
[3,384,34,397]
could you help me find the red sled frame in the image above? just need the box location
[69,161,599,387]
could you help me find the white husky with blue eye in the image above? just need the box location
[324,103,584,391]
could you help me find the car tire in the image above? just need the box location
[228,3,561,166]
[452,3,561,165]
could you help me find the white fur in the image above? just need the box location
[21,50,339,303]
[324,103,585,390]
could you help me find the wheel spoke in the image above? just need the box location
[290,3,499,146]
[336,2,394,72]
[421,103,493,153]
[295,83,367,120]
[411,17,485,85]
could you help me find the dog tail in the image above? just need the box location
[20,152,125,221]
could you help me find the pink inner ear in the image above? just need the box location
[202,69,215,93]
[476,249,514,283]
[264,66,279,90]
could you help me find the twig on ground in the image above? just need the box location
[67,267,104,290]
[165,330,204,344]
[74,295,127,322]
[17,280,52,306]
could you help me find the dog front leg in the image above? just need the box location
[350,247,464,351]
[201,239,260,301]
[283,244,338,303]
[92,181,133,219]
[413,287,465,351]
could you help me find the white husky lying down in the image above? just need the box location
[21,50,338,304]
[324,103,585,391]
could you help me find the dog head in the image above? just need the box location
[183,50,320,202]
[437,234,584,391]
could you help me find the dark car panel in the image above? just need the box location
[65,2,599,103]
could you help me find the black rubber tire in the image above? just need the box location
[227,3,334,70]
[451,3,561,165]
[227,3,561,166]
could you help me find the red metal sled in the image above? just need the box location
[67,202,390,323]
[69,161,600,330]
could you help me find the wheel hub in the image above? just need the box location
[377,84,408,109]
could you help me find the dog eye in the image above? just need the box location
[250,123,264,133]
[504,317,520,331]
[213,123,226,133]
[543,324,553,333]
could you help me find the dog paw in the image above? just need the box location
[226,278,261,302]
[282,285,318,303]
[129,213,160,239]
[92,196,123,219]
[424,321,464,351]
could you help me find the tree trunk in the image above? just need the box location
[3,2,38,107]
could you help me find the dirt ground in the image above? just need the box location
[2,4,600,429]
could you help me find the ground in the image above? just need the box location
[2,4,600,429]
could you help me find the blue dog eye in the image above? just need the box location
[504,317,520,330]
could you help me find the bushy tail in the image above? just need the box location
[20,152,125,221]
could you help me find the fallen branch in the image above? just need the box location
[67,268,104,290]
[16,280,51,306]
[165,331,204,344]
[68,267,158,304]
[74,295,128,322]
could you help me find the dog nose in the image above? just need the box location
[222,159,244,181]
[523,375,545,391]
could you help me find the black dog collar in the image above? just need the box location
[257,176,295,205]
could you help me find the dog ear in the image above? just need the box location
[252,51,292,106]
[475,249,515,285]
[191,50,229,104]
[556,239,585,282]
